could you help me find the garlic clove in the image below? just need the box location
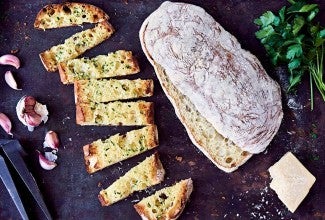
[0,112,13,136]
[44,151,58,162]
[4,71,22,90]
[37,151,57,170]
[16,96,49,132]
[0,54,20,69]
[43,131,59,151]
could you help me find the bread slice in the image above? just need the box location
[76,101,154,126]
[34,2,109,30]
[83,125,159,174]
[98,153,165,206]
[39,21,114,72]
[134,179,193,220]
[59,50,140,84]
[75,78,154,103]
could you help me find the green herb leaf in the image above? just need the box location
[255,25,274,39]
[286,44,303,59]
[254,11,276,27]
[292,16,305,35]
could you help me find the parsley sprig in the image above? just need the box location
[254,0,325,110]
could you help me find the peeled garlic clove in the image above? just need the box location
[0,112,13,136]
[16,96,49,132]
[43,131,59,151]
[4,71,22,90]
[0,54,20,69]
[37,151,57,170]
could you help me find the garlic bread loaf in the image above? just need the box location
[83,125,158,174]
[39,21,114,72]
[76,101,154,126]
[140,2,283,170]
[134,179,193,220]
[59,50,140,84]
[34,2,109,30]
[98,153,165,206]
[75,79,154,103]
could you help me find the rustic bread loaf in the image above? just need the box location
[75,78,154,103]
[134,179,193,220]
[98,153,165,206]
[76,101,154,126]
[34,2,109,30]
[140,2,283,165]
[59,50,140,84]
[39,21,114,72]
[83,125,158,174]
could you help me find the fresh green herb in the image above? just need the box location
[254,0,325,110]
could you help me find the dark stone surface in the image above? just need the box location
[0,0,324,219]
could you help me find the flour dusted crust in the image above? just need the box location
[34,2,109,30]
[140,1,283,154]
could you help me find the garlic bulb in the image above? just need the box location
[16,96,49,131]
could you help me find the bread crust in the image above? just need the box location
[58,62,69,84]
[75,102,86,125]
[34,2,109,30]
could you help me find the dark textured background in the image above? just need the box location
[0,0,324,219]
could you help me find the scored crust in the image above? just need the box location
[34,2,109,30]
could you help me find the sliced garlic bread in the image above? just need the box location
[98,153,165,206]
[34,2,109,30]
[134,179,193,220]
[39,21,114,72]
[83,125,158,174]
[59,50,140,84]
[75,79,154,103]
[153,64,252,172]
[76,101,154,126]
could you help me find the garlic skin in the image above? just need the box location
[0,112,13,136]
[43,131,59,151]
[16,96,49,131]
[0,54,20,69]
[44,151,58,162]
[37,151,57,170]
[4,71,22,90]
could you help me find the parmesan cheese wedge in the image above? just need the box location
[39,21,114,72]
[268,152,316,213]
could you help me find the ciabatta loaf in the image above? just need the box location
[83,125,158,174]
[98,153,165,206]
[75,78,154,103]
[76,101,154,126]
[59,50,140,84]
[134,179,193,220]
[39,21,114,72]
[34,2,109,30]
[140,2,283,159]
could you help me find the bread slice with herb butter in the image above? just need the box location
[83,125,158,174]
[76,101,154,126]
[58,50,140,84]
[75,78,154,103]
[98,153,165,206]
[34,2,109,30]
[134,179,193,220]
[39,20,114,72]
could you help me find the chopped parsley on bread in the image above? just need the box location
[98,153,165,206]
[34,2,109,30]
[134,179,193,220]
[39,21,114,72]
[59,50,140,84]
[83,125,158,174]
[75,78,154,103]
[76,101,154,126]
